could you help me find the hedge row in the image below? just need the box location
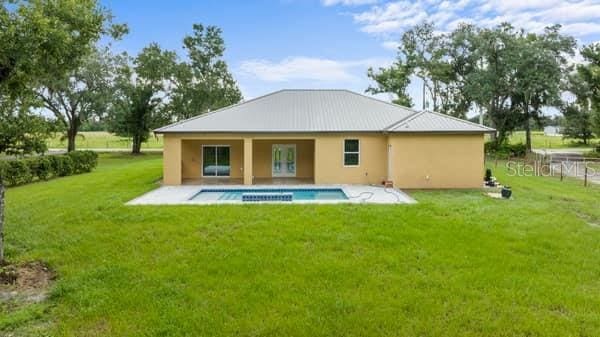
[485,142,527,158]
[584,144,600,158]
[0,151,98,186]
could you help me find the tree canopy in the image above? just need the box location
[576,43,600,137]
[168,24,243,120]
[0,0,124,155]
[368,22,577,150]
[37,48,120,152]
[108,44,178,154]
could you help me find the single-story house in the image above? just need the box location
[154,89,495,189]
[543,126,562,137]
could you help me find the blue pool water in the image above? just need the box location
[191,188,348,201]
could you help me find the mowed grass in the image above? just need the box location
[508,131,599,149]
[47,132,163,150]
[3,154,600,336]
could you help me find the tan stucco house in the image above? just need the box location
[154,89,495,189]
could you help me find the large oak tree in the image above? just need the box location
[108,44,178,154]
[0,0,116,263]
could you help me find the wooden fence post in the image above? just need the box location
[584,166,588,187]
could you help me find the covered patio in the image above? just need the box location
[164,136,316,185]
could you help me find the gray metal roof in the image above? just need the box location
[155,89,494,134]
[386,111,496,133]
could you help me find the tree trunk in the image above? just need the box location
[0,182,5,264]
[67,127,77,152]
[524,102,532,152]
[488,101,498,143]
[131,134,142,155]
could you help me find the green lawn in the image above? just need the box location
[2,154,600,336]
[508,131,599,149]
[47,132,164,150]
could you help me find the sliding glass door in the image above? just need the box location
[202,145,230,177]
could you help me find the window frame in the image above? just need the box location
[201,145,231,177]
[343,139,360,167]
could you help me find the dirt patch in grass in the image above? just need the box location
[0,261,55,304]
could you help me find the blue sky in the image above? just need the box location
[103,0,600,109]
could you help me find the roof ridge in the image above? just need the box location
[387,109,496,132]
[383,110,424,131]
[423,110,496,131]
[154,90,286,133]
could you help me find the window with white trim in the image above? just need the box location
[343,139,359,166]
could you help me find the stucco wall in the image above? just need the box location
[314,134,388,185]
[388,133,485,189]
[161,132,485,188]
[163,136,181,185]
[252,140,314,178]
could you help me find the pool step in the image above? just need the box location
[242,192,293,202]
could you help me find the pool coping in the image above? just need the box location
[127,184,417,205]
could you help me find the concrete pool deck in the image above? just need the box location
[127,185,416,205]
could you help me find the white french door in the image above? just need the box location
[272,144,296,177]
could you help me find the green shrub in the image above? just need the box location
[0,161,7,184]
[584,150,600,158]
[55,155,74,177]
[484,169,492,182]
[2,160,33,186]
[67,151,98,173]
[27,156,53,180]
[485,142,527,158]
[0,151,99,186]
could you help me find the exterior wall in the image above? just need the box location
[161,132,485,188]
[253,140,314,178]
[388,133,485,189]
[314,134,388,185]
[180,139,243,179]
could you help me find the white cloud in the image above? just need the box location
[353,1,429,33]
[381,40,400,50]
[322,0,377,6]
[238,57,392,82]
[345,0,600,39]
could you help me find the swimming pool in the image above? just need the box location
[190,188,348,202]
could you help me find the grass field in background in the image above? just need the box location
[2,153,600,336]
[47,131,599,151]
[508,131,598,149]
[46,132,163,150]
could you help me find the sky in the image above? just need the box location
[102,0,600,109]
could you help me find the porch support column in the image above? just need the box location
[163,135,182,185]
[243,138,253,185]
[313,138,319,184]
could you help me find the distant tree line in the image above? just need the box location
[368,22,600,151]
